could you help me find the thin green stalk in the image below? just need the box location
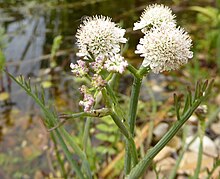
[60,127,92,179]
[105,72,113,81]
[128,137,139,166]
[169,127,197,179]
[105,83,126,121]
[193,118,205,179]
[110,111,138,164]
[127,99,203,179]
[50,132,67,179]
[206,160,220,179]
[127,64,138,78]
[128,77,142,136]
[83,117,91,152]
[110,111,130,139]
[193,137,203,179]
[128,67,149,137]
[124,141,131,173]
[54,130,85,179]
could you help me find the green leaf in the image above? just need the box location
[95,133,116,143]
[96,123,117,132]
[182,95,189,115]
[95,146,116,155]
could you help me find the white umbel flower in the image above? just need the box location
[133,4,176,33]
[104,54,128,74]
[76,15,127,58]
[135,25,193,73]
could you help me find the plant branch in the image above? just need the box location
[48,108,111,131]
[127,80,213,179]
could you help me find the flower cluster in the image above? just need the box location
[134,4,176,33]
[75,15,128,74]
[76,16,127,58]
[134,4,193,73]
[70,15,128,111]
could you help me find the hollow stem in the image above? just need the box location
[128,77,142,136]
[125,65,150,174]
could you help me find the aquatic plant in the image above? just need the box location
[7,3,214,179]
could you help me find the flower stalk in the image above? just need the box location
[125,65,150,174]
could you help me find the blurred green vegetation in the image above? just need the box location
[0,28,6,71]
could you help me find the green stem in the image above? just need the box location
[60,127,92,179]
[169,128,197,179]
[50,132,67,179]
[127,99,202,179]
[105,72,113,81]
[193,119,205,179]
[110,111,138,164]
[110,111,130,139]
[54,130,85,179]
[128,77,142,136]
[193,135,203,179]
[206,160,220,179]
[127,64,138,78]
[83,117,91,152]
[125,66,149,174]
[124,141,131,174]
[128,137,139,165]
[103,80,139,173]
[124,77,142,174]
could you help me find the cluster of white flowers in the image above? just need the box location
[74,15,128,75]
[71,15,128,111]
[70,5,193,111]
[134,4,176,33]
[134,4,193,73]
[76,16,127,59]
[104,54,128,74]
